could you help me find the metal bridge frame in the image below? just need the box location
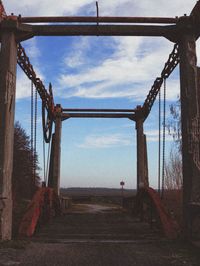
[0,1,200,240]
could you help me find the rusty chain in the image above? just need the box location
[17,43,54,142]
[142,43,180,120]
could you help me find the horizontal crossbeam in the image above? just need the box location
[62,108,137,113]
[62,113,136,120]
[19,16,178,24]
[16,23,176,39]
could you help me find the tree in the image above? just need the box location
[165,98,182,190]
[167,98,182,152]
[165,148,182,190]
[12,121,40,200]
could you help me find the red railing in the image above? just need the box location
[19,187,60,237]
[138,187,180,239]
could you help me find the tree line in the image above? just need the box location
[13,121,40,201]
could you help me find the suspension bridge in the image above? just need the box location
[1,1,200,263]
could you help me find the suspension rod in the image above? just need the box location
[19,16,178,24]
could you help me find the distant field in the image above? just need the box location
[60,187,136,197]
[60,187,136,206]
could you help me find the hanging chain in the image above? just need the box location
[158,90,161,196]
[161,79,166,199]
[143,43,179,119]
[31,81,34,152]
[31,81,34,184]
[33,87,38,186]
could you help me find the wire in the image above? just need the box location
[161,78,166,199]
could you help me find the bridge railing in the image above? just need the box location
[18,187,61,237]
[137,187,180,239]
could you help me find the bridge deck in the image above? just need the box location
[0,203,199,265]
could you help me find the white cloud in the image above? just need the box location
[24,38,41,59]
[77,133,131,149]
[16,70,32,99]
[6,0,196,17]
[145,129,173,142]
[64,38,90,68]
[6,0,94,16]
[6,0,197,101]
[58,37,176,100]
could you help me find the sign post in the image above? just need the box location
[120,181,125,207]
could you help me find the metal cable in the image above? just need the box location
[158,90,161,196]
[161,79,166,199]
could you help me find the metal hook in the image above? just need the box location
[96,1,99,26]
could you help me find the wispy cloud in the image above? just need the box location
[145,129,173,142]
[9,0,196,101]
[77,133,132,149]
[6,0,196,17]
[58,37,179,100]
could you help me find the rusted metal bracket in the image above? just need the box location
[0,0,6,21]
[190,0,200,39]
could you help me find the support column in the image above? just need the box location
[0,32,17,240]
[48,134,55,188]
[179,34,200,235]
[48,105,62,195]
[136,119,149,190]
[143,134,149,187]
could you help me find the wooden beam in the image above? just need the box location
[190,0,200,38]
[48,111,62,196]
[143,134,149,187]
[62,113,136,120]
[21,24,175,38]
[62,108,137,113]
[179,33,200,237]
[136,119,145,191]
[0,32,17,240]
[19,16,178,24]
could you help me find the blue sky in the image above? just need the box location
[6,0,200,189]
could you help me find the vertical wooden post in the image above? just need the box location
[179,33,200,235]
[48,105,62,195]
[48,133,55,188]
[136,119,145,191]
[143,134,149,187]
[0,31,17,240]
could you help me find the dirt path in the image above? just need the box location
[0,203,200,266]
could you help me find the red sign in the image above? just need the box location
[120,181,125,186]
